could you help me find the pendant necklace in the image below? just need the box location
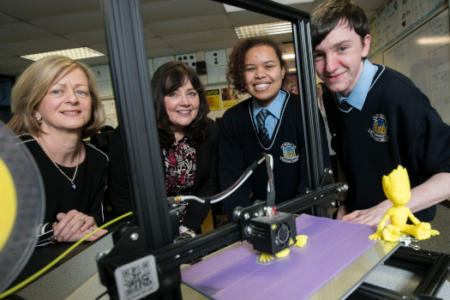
[51,152,80,190]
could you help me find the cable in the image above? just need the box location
[205,155,265,203]
[264,153,275,207]
[175,167,254,205]
[0,211,133,299]
[94,290,109,300]
[169,155,269,205]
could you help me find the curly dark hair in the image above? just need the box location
[311,0,369,49]
[151,61,210,148]
[227,37,287,94]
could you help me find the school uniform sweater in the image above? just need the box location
[219,92,330,218]
[323,65,450,221]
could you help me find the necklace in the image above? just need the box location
[35,136,81,190]
[51,153,80,190]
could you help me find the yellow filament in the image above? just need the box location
[0,158,17,250]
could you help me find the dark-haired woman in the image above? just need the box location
[109,61,218,234]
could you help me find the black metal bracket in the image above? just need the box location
[348,247,449,300]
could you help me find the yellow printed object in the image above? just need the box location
[258,253,275,263]
[288,235,308,248]
[275,248,290,258]
[369,165,439,242]
[257,234,309,263]
[294,235,308,247]
[0,158,17,250]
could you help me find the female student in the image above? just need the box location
[219,37,330,218]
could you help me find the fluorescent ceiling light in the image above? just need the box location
[288,68,297,73]
[282,53,296,60]
[235,21,292,39]
[224,0,314,12]
[416,36,450,45]
[21,47,104,61]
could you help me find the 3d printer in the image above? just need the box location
[96,0,342,298]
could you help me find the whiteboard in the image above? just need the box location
[383,9,450,124]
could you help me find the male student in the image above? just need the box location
[310,0,450,225]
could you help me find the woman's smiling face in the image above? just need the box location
[35,68,92,135]
[164,78,200,133]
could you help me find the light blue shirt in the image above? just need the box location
[252,90,287,138]
[337,59,378,111]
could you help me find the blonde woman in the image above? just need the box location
[8,56,108,245]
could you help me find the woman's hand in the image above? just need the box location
[53,209,107,242]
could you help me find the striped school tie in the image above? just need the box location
[256,109,271,147]
[337,97,353,113]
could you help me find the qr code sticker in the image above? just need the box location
[114,255,159,300]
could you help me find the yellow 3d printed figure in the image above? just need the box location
[258,235,308,264]
[369,165,439,242]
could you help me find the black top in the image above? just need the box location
[20,135,108,225]
[219,92,331,219]
[323,65,450,221]
[107,119,219,232]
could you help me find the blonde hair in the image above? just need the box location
[8,56,104,139]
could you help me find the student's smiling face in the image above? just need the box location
[244,45,286,107]
[313,20,371,96]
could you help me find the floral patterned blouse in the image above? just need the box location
[162,137,197,196]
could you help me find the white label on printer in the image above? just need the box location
[114,254,159,300]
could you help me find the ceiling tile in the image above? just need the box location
[173,40,237,54]
[147,48,178,58]
[31,10,104,35]
[65,29,106,46]
[147,15,231,36]
[0,56,31,76]
[0,37,80,56]
[161,29,237,46]
[86,43,109,56]
[0,11,15,25]
[227,10,281,27]
[145,38,171,50]
[0,0,100,20]
[141,0,225,22]
[0,22,53,43]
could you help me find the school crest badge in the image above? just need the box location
[280,142,299,163]
[368,114,389,142]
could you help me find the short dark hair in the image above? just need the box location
[151,61,210,148]
[227,37,287,94]
[311,0,369,49]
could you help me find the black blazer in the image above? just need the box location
[107,119,219,232]
[181,119,219,231]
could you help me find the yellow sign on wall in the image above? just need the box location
[206,89,221,111]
